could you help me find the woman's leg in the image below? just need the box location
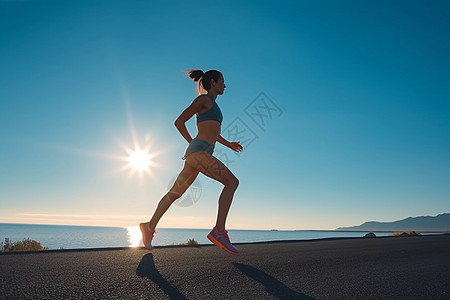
[186,152,239,232]
[148,162,199,230]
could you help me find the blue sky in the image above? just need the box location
[1,0,449,230]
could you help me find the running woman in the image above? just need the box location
[140,69,243,255]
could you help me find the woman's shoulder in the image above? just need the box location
[195,94,210,100]
[193,94,212,105]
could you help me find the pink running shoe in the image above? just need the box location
[207,227,239,255]
[139,222,156,251]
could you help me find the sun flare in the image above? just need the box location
[128,149,152,171]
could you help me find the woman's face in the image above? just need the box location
[213,76,226,95]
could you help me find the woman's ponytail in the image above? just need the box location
[187,69,205,82]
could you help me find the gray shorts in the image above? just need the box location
[182,138,214,160]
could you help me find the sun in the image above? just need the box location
[128,149,152,172]
[113,142,159,180]
[111,101,163,179]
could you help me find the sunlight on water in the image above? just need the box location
[126,226,142,247]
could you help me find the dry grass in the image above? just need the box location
[392,231,421,237]
[1,238,48,252]
[178,238,199,246]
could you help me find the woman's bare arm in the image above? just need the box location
[174,96,207,143]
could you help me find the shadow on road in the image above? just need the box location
[233,262,316,300]
[136,253,187,300]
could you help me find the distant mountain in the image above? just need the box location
[336,213,450,231]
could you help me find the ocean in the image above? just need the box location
[0,223,413,250]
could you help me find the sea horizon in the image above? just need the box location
[0,222,342,231]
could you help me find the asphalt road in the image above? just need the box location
[1,235,449,299]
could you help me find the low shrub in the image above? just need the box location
[178,238,199,246]
[1,238,48,252]
[392,231,421,237]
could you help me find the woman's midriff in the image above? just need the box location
[195,120,221,147]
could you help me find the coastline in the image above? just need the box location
[1,232,448,255]
[2,222,448,251]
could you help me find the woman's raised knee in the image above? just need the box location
[225,175,239,189]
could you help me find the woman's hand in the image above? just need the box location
[229,141,243,153]
[217,136,243,152]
